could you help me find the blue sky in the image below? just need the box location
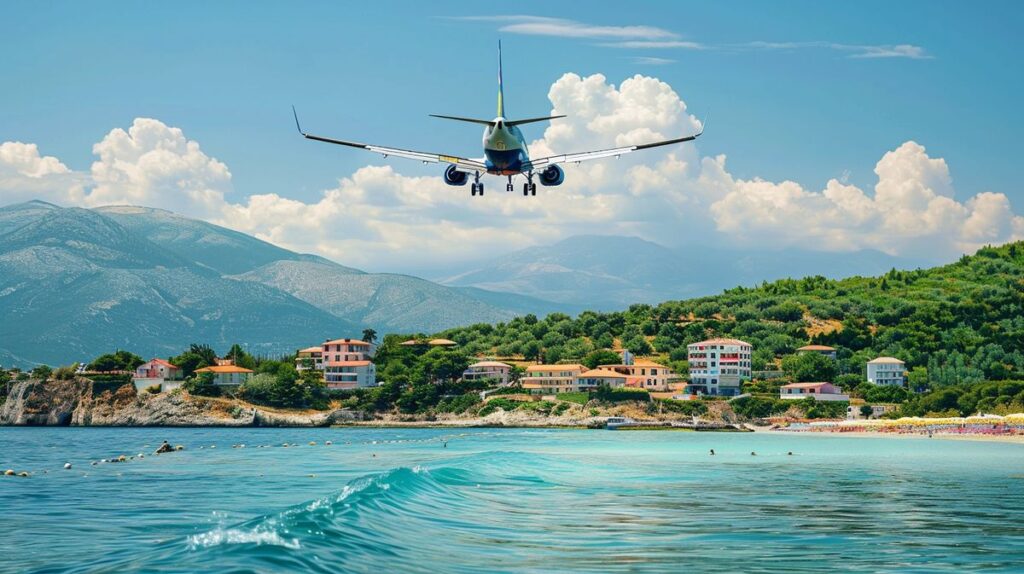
[2,1,1023,271]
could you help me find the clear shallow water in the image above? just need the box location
[1,428,1023,573]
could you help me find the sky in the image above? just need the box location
[1,1,1023,273]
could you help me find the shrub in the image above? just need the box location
[478,397,520,417]
[593,384,650,403]
[183,372,220,397]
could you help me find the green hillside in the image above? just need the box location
[426,242,1024,388]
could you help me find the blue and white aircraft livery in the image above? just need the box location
[293,42,703,196]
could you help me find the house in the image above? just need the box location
[779,382,850,401]
[322,338,376,389]
[866,357,906,387]
[685,338,752,396]
[577,368,630,391]
[194,365,253,386]
[295,346,324,371]
[521,364,585,394]
[599,353,678,391]
[133,358,182,392]
[796,344,837,360]
[463,361,512,385]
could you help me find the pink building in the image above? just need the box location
[779,382,849,401]
[321,338,376,389]
[133,358,183,392]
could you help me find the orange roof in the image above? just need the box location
[298,346,323,354]
[324,338,371,346]
[797,345,836,351]
[580,368,628,379]
[399,339,423,346]
[689,338,751,347]
[428,338,458,346]
[525,364,584,373]
[195,365,253,374]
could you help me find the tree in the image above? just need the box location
[859,405,874,419]
[781,352,837,383]
[182,372,220,397]
[31,365,53,380]
[583,349,622,369]
[415,348,470,384]
[362,328,378,345]
[88,350,144,372]
[224,344,256,370]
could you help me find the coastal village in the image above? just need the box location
[1,334,925,425]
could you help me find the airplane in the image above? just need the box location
[292,42,704,197]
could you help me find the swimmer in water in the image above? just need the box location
[751,451,757,456]
[709,449,715,456]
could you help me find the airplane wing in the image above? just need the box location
[293,107,488,173]
[524,123,704,171]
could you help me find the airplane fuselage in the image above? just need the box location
[482,117,529,175]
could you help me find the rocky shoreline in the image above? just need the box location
[0,378,746,429]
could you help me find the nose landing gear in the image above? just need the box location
[506,175,514,192]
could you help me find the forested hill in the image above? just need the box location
[424,242,1024,387]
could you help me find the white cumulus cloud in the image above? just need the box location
[0,73,1018,271]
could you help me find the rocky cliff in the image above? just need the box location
[0,378,359,427]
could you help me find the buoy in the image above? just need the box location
[64,463,72,470]
[91,461,97,466]
[4,469,14,476]
[138,453,144,458]
[325,440,332,445]
[175,445,184,451]
[309,441,316,446]
[209,445,216,449]
[118,455,127,462]
[18,471,29,477]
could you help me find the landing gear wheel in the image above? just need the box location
[506,183,514,192]
[522,183,530,196]
[524,183,536,196]
[471,183,484,196]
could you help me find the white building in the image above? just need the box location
[577,368,630,391]
[866,357,906,387]
[686,338,752,396]
[779,382,850,402]
[194,365,253,387]
[463,361,512,385]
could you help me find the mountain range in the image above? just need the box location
[0,200,929,367]
[0,202,533,367]
[438,235,925,310]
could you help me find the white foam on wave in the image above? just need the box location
[187,526,301,550]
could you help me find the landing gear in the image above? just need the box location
[522,172,537,196]
[471,172,483,196]
[506,175,514,193]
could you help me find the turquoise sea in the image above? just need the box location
[1,428,1023,573]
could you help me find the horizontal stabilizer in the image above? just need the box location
[506,115,565,127]
[429,114,495,126]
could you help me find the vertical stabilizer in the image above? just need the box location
[497,40,505,117]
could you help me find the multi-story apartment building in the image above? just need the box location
[320,338,376,390]
[866,357,906,387]
[462,361,512,385]
[295,346,324,371]
[521,364,585,394]
[686,338,752,396]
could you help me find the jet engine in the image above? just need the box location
[443,165,469,186]
[538,165,564,186]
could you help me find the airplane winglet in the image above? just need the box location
[292,106,305,136]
